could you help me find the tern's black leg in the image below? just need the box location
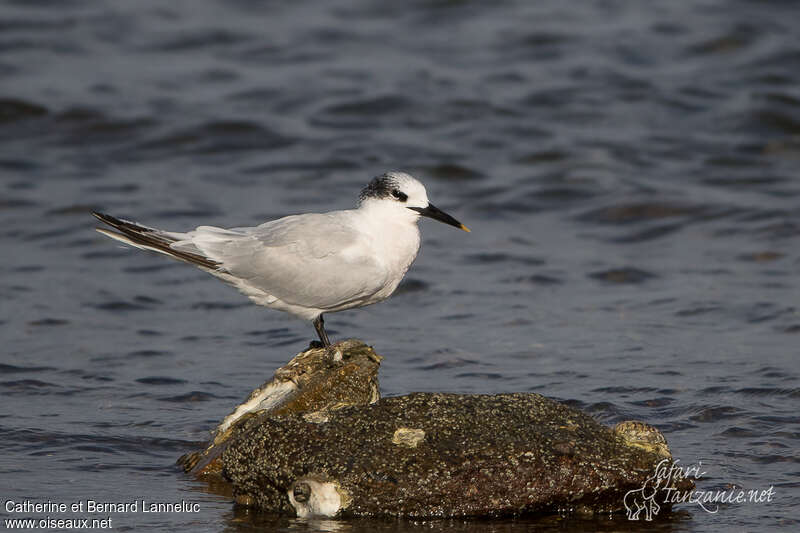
[313,314,331,347]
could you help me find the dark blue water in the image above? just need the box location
[1,1,798,531]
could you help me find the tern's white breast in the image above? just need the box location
[350,205,421,304]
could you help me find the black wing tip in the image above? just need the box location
[92,211,122,225]
[92,211,219,270]
[92,211,152,234]
[92,211,110,222]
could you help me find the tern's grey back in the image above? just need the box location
[175,211,390,314]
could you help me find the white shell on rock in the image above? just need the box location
[288,477,349,518]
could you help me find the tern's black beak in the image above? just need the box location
[408,203,470,232]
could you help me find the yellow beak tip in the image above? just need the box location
[460,224,471,233]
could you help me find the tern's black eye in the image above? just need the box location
[391,189,408,202]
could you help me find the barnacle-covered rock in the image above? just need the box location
[223,392,688,518]
[178,339,380,476]
[181,340,690,518]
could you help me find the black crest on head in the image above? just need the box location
[360,173,401,202]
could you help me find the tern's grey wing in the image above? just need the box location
[182,212,387,310]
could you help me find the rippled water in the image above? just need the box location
[1,0,799,531]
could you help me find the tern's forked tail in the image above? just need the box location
[92,211,220,270]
